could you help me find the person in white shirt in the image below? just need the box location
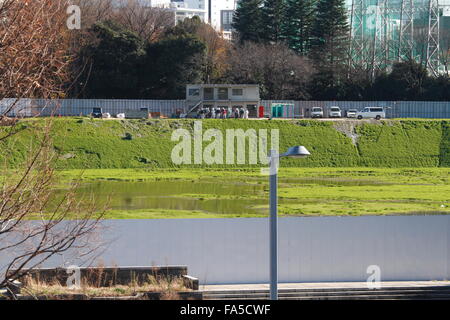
[234,108,239,119]
[239,107,244,118]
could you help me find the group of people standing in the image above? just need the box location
[197,106,249,119]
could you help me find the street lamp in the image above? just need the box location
[268,146,310,300]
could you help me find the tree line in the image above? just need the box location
[63,0,449,101]
[232,0,450,101]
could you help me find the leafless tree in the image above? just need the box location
[113,0,175,43]
[67,0,115,56]
[71,0,114,28]
[0,0,103,294]
[196,23,231,83]
[228,42,313,100]
[0,0,71,113]
[70,0,174,42]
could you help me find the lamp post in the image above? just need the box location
[269,146,310,300]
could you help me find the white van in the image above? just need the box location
[311,107,323,118]
[356,107,386,120]
[329,106,342,118]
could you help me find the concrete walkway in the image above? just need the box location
[201,281,450,292]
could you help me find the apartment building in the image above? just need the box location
[169,0,208,23]
[138,0,237,39]
[208,0,237,39]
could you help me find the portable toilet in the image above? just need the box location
[271,103,294,118]
[271,104,283,118]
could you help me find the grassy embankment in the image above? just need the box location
[1,118,449,218]
[3,117,449,169]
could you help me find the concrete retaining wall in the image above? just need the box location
[2,216,449,285]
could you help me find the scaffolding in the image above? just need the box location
[348,0,447,77]
[398,0,414,61]
[427,0,440,75]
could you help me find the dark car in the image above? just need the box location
[91,107,103,118]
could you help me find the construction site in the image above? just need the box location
[347,0,450,77]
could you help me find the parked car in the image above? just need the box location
[311,107,324,118]
[329,106,342,118]
[356,107,386,120]
[346,109,358,118]
[91,107,102,118]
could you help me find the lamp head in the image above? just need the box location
[281,146,310,158]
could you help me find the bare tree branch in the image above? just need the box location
[0,0,104,291]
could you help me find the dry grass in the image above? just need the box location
[21,274,188,299]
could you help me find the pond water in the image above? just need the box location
[64,177,445,216]
[73,180,269,215]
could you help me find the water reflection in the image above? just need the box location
[72,180,267,215]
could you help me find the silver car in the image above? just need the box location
[311,107,323,118]
[329,106,342,118]
[346,109,358,118]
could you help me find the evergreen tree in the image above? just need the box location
[371,60,428,100]
[261,0,286,43]
[142,35,206,99]
[232,0,264,42]
[78,20,145,99]
[310,0,349,68]
[282,0,315,54]
[309,0,350,99]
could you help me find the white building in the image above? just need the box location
[169,0,208,23]
[186,84,260,116]
[208,0,237,39]
[138,0,237,39]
